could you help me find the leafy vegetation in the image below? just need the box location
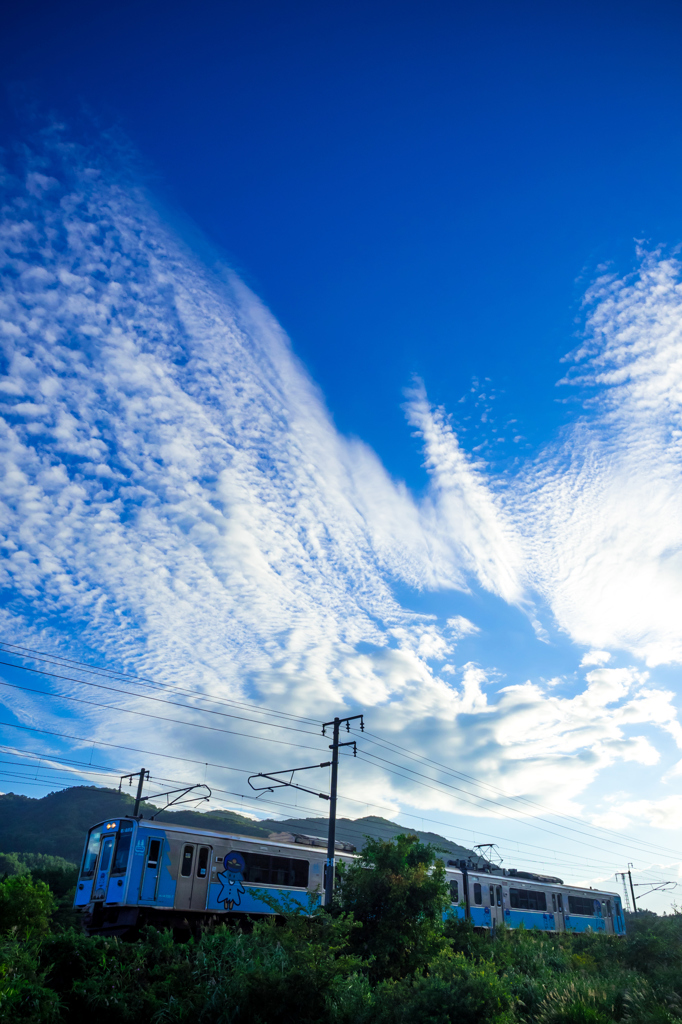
[0,834,680,1024]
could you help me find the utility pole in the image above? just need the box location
[119,768,150,817]
[628,864,638,914]
[322,714,364,908]
[617,872,631,913]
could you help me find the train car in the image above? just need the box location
[74,816,356,937]
[442,862,626,935]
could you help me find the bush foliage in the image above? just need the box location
[0,837,681,1024]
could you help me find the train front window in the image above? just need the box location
[181,845,194,877]
[111,832,132,875]
[81,829,103,878]
[99,837,114,874]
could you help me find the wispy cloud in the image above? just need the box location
[0,132,681,856]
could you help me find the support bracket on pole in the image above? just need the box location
[247,762,332,800]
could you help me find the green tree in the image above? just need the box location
[337,833,450,980]
[0,875,54,938]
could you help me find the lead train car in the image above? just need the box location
[74,817,349,937]
[75,817,626,938]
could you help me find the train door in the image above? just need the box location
[173,843,212,910]
[175,843,196,908]
[92,834,115,901]
[488,883,504,929]
[603,899,614,935]
[140,838,164,902]
[551,890,565,931]
[191,846,212,909]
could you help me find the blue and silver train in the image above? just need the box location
[74,816,626,937]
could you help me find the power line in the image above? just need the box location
[0,678,329,755]
[0,679,667,872]
[354,729,682,862]
[0,659,321,737]
[0,740,655,881]
[352,751,679,864]
[0,741,622,873]
[4,639,676,864]
[0,640,320,725]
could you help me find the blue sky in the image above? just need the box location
[1,0,682,910]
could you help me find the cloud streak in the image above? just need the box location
[0,132,681,862]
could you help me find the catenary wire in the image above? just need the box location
[352,730,682,862]
[0,713,669,874]
[0,741,624,873]
[4,639,674,862]
[0,659,322,737]
[352,751,682,864]
[0,678,330,755]
[0,640,320,725]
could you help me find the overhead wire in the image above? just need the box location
[352,729,682,862]
[352,750,682,864]
[4,638,677,864]
[0,677,329,755]
[0,640,320,725]
[0,741,622,873]
[1,655,676,875]
[0,659,322,737]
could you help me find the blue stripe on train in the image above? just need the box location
[206,883,321,914]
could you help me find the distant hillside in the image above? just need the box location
[265,814,476,862]
[0,786,477,866]
[0,787,272,863]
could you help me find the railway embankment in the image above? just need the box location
[1,828,680,1024]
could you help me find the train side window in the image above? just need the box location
[552,893,557,912]
[489,885,494,905]
[558,893,564,913]
[509,888,547,911]
[111,831,132,875]
[181,845,194,877]
[496,886,502,907]
[81,830,103,879]
[449,879,459,903]
[197,847,210,879]
[241,852,309,888]
[473,883,482,905]
[147,840,161,868]
[606,900,612,917]
[568,895,597,916]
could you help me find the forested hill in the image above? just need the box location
[0,786,475,865]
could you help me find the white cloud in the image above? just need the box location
[580,650,611,667]
[446,615,480,638]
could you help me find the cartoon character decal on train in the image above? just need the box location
[217,852,246,910]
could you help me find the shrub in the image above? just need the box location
[337,833,450,980]
[0,875,54,938]
[0,934,61,1023]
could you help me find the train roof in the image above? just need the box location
[88,817,358,857]
[450,866,621,899]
